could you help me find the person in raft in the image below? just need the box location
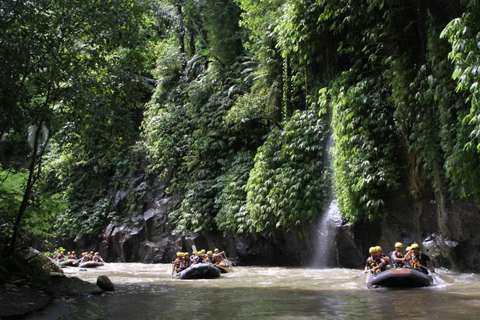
[93,252,104,263]
[172,252,187,273]
[68,251,78,260]
[191,251,201,264]
[404,243,435,274]
[183,252,191,268]
[204,251,214,263]
[375,246,391,271]
[212,248,225,265]
[389,242,406,268]
[365,247,381,274]
[403,246,412,267]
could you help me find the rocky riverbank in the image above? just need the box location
[0,247,107,319]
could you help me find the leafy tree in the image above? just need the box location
[0,164,66,250]
[0,0,153,253]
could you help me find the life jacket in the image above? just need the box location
[411,253,427,272]
[389,250,404,267]
[214,255,222,263]
[173,258,183,271]
[367,256,380,270]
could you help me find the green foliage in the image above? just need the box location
[236,0,285,123]
[214,150,255,234]
[0,166,26,247]
[330,74,400,222]
[156,67,250,233]
[44,139,144,241]
[7,0,480,247]
[245,108,329,233]
[441,4,480,201]
[0,0,156,248]
[202,0,243,68]
[0,164,67,249]
[275,0,332,108]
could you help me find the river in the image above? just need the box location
[26,263,480,320]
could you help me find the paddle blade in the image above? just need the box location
[434,272,454,284]
[348,271,367,281]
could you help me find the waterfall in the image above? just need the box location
[311,133,340,268]
[311,199,342,268]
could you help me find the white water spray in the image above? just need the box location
[311,199,342,268]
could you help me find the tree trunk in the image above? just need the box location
[8,119,45,255]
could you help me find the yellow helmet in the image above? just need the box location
[214,248,219,252]
[207,251,213,255]
[411,243,420,249]
[184,252,190,256]
[369,247,376,253]
[176,252,184,257]
[406,246,411,251]
[375,246,382,252]
[395,242,403,248]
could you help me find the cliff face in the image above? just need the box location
[98,170,480,272]
[101,175,182,264]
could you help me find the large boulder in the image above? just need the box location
[0,248,104,319]
[43,273,103,296]
[97,275,114,291]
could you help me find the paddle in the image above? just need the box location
[348,270,367,281]
[433,272,454,284]
[348,267,380,281]
[222,252,234,269]
[418,263,455,284]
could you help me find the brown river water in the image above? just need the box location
[26,263,480,320]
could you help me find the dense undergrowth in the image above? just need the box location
[2,0,480,251]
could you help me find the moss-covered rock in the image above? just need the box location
[0,248,104,318]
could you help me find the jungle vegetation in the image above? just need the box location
[1,0,479,254]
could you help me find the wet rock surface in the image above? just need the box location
[96,275,114,291]
[0,284,54,319]
[0,248,105,319]
[80,166,480,272]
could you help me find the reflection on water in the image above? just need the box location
[26,264,480,320]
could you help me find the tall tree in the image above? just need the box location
[1,0,152,254]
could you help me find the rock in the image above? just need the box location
[97,275,114,291]
[44,275,103,296]
[0,284,54,318]
[0,248,102,319]
[17,247,64,275]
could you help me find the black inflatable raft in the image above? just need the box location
[79,261,104,268]
[59,259,79,267]
[366,268,433,288]
[176,263,221,279]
